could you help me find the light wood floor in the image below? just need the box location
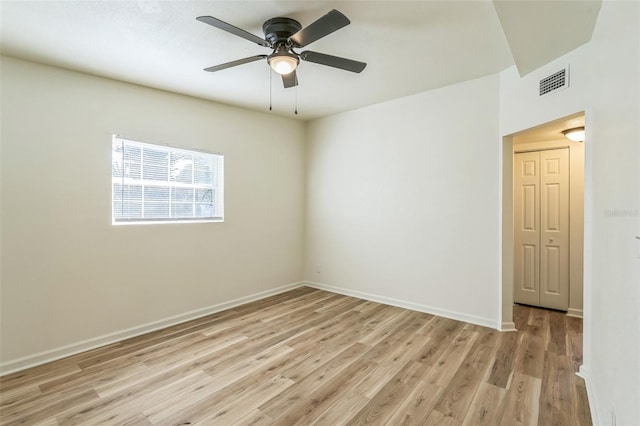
[0,287,591,425]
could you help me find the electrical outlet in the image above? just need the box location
[315,264,322,274]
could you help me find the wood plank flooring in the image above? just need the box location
[0,287,591,425]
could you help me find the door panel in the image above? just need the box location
[523,185,536,230]
[514,151,540,306]
[522,244,537,290]
[539,148,569,310]
[544,246,561,293]
[545,184,560,230]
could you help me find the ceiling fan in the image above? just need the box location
[196,9,367,88]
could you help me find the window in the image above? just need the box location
[111,136,223,224]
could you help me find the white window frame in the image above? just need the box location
[111,135,224,225]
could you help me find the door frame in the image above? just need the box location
[500,112,587,331]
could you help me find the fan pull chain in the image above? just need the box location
[294,85,298,115]
[269,69,273,111]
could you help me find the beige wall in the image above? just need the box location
[0,57,306,371]
[304,74,502,328]
[586,1,639,423]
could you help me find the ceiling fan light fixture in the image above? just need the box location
[268,52,299,75]
[198,9,366,94]
[562,126,585,142]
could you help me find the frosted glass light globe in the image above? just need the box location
[269,54,298,75]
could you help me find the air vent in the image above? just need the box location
[539,66,569,96]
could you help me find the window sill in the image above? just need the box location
[112,219,224,226]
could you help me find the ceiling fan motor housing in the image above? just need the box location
[262,17,302,45]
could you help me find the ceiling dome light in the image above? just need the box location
[268,52,299,75]
[562,127,585,142]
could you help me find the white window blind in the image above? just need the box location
[111,136,224,224]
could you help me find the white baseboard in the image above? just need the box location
[0,281,305,376]
[577,365,600,425]
[566,308,584,319]
[305,281,499,330]
[501,321,517,332]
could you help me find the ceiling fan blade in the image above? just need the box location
[197,16,270,47]
[281,70,298,88]
[204,55,267,72]
[289,9,350,48]
[300,51,366,73]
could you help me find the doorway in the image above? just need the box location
[514,147,570,310]
[501,112,585,330]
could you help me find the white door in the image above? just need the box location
[514,151,540,306]
[514,148,569,310]
[539,149,569,310]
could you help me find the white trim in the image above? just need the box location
[566,308,584,319]
[112,219,223,226]
[577,365,600,425]
[575,365,588,380]
[0,281,305,376]
[501,321,517,332]
[305,281,499,330]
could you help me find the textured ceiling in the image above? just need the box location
[0,1,601,121]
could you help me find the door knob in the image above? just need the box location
[549,238,554,242]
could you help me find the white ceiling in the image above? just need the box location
[0,1,601,121]
[513,111,585,144]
